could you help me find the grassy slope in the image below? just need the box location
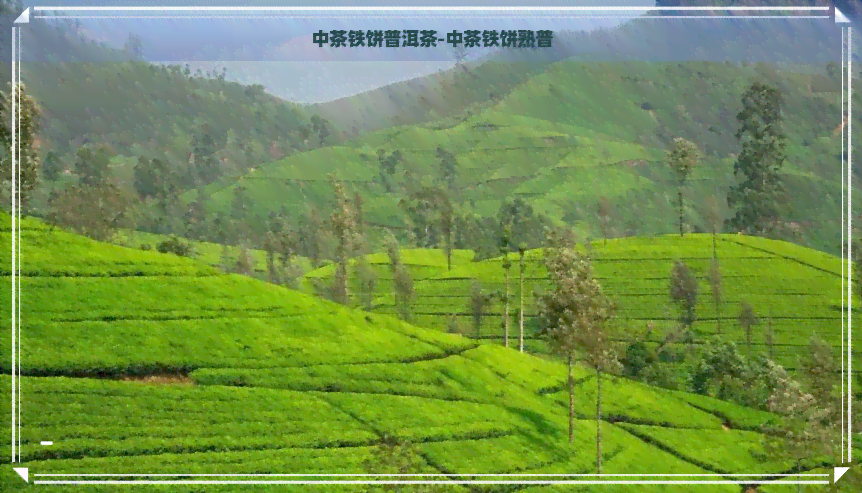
[371,234,857,373]
[198,61,859,256]
[115,229,314,279]
[299,248,475,300]
[0,214,824,492]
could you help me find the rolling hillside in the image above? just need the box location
[115,230,314,280]
[299,248,474,300]
[3,214,857,492]
[196,60,857,256]
[370,234,856,374]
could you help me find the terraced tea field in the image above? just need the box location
[117,230,315,279]
[300,248,475,302]
[1,215,859,492]
[371,234,855,373]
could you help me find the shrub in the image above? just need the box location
[156,235,195,258]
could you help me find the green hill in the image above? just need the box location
[115,230,314,280]
[195,61,858,257]
[299,248,475,301]
[371,234,856,374]
[4,214,855,492]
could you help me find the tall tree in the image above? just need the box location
[498,197,548,252]
[540,228,619,472]
[441,191,455,272]
[387,234,413,321]
[518,243,527,353]
[436,146,457,192]
[470,281,493,338]
[667,138,700,237]
[763,365,837,493]
[708,258,723,334]
[400,187,446,248]
[801,334,839,422]
[355,257,378,311]
[738,300,759,357]
[597,196,612,244]
[764,315,775,359]
[190,123,224,186]
[328,174,360,306]
[0,83,42,211]
[298,205,326,267]
[47,146,133,242]
[669,260,699,329]
[393,263,414,322]
[501,224,512,348]
[377,149,402,192]
[703,195,723,258]
[727,82,787,235]
[263,230,280,284]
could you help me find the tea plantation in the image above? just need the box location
[369,234,857,374]
[1,215,859,492]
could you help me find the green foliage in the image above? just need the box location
[727,81,788,236]
[666,138,700,236]
[46,181,136,243]
[622,340,654,379]
[669,260,699,329]
[470,281,494,337]
[74,145,114,187]
[0,82,41,210]
[738,300,760,356]
[156,235,196,258]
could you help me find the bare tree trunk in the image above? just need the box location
[504,265,510,348]
[596,369,603,473]
[678,189,684,237]
[746,326,752,358]
[519,250,525,353]
[796,459,801,493]
[568,356,574,444]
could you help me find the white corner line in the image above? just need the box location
[835,466,850,483]
[33,480,832,485]
[31,6,831,12]
[31,473,832,477]
[849,25,854,464]
[14,468,28,483]
[9,25,17,466]
[13,7,28,24]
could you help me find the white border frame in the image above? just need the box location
[7,4,848,487]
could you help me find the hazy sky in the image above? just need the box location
[22,1,655,102]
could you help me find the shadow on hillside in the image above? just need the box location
[501,404,560,438]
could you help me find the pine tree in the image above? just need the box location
[727,82,787,235]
